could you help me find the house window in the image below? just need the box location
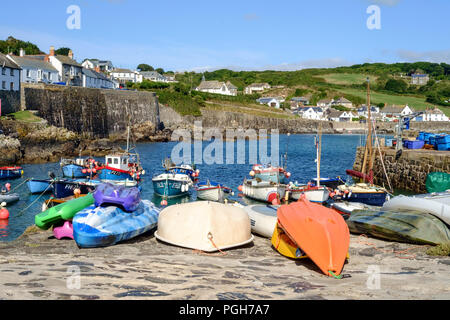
[26,69,31,78]
[1,68,5,75]
[10,82,14,90]
[48,72,51,80]
[10,68,14,76]
[1,81,5,89]
[37,70,42,80]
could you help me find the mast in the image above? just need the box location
[316,123,322,187]
[361,77,372,179]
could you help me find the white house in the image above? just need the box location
[244,83,270,94]
[110,68,143,84]
[0,52,21,92]
[195,80,237,96]
[301,107,324,120]
[381,105,414,120]
[7,50,59,84]
[327,109,356,122]
[317,99,334,108]
[357,105,380,118]
[416,108,449,122]
[141,71,169,82]
[82,59,114,73]
[411,73,429,85]
[256,97,281,108]
[47,47,83,86]
[82,68,115,89]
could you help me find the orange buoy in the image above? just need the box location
[285,172,291,178]
[92,168,97,174]
[82,169,87,174]
[238,185,243,192]
[0,208,9,220]
[73,188,81,198]
[272,198,280,205]
[249,170,255,177]
[5,183,11,191]
[160,199,168,206]
[329,192,335,198]
[277,195,350,277]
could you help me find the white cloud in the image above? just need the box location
[396,49,450,63]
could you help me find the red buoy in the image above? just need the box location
[160,199,168,206]
[0,208,9,220]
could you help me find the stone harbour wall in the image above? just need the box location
[353,146,450,193]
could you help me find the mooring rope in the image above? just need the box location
[15,181,54,218]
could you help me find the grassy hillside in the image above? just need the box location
[321,73,378,85]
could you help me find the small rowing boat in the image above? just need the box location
[196,180,232,202]
[241,178,287,204]
[243,204,278,238]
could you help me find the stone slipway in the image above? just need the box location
[0,227,449,300]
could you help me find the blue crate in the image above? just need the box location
[405,140,425,149]
[437,142,450,151]
[436,134,450,145]
[417,132,425,141]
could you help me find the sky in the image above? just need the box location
[0,0,449,72]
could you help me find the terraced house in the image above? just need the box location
[7,49,59,84]
[195,80,237,96]
[47,47,83,86]
[0,52,21,114]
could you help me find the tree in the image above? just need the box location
[155,68,165,74]
[137,64,154,72]
[384,79,408,93]
[0,36,43,55]
[55,47,71,56]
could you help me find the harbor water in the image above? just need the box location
[0,134,391,241]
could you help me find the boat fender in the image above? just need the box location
[348,191,352,198]
[181,184,186,193]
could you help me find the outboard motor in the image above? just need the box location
[48,171,56,180]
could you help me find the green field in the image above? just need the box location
[320,73,378,85]
[3,110,43,123]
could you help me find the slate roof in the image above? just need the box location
[226,81,237,89]
[0,53,21,70]
[381,105,405,114]
[8,55,57,72]
[197,80,225,90]
[112,68,135,74]
[54,55,82,67]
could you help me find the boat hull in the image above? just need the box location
[98,167,132,181]
[0,193,19,205]
[53,180,98,199]
[152,175,191,198]
[73,200,160,248]
[27,179,53,194]
[289,186,330,203]
[244,204,278,238]
[62,164,87,178]
[0,167,22,180]
[242,180,286,203]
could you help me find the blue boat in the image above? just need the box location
[251,164,289,184]
[93,183,141,212]
[152,172,192,198]
[53,179,100,199]
[62,164,87,178]
[309,177,346,190]
[337,184,388,207]
[27,179,54,194]
[97,154,144,181]
[73,200,160,248]
[0,166,23,180]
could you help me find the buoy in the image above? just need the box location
[238,185,243,192]
[160,199,168,206]
[330,192,336,198]
[195,169,200,174]
[82,169,87,174]
[344,190,349,194]
[249,170,255,177]
[272,198,280,205]
[285,172,291,178]
[0,203,9,219]
[73,188,81,197]
[5,183,11,191]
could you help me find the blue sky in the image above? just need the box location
[0,0,449,72]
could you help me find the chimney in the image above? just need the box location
[95,66,101,73]
[50,46,55,56]
[19,48,25,57]
[68,50,73,60]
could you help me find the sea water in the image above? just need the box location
[0,134,390,241]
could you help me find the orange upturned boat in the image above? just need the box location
[277,195,350,277]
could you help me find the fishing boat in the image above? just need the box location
[196,180,233,202]
[53,179,100,199]
[60,157,94,178]
[343,77,389,206]
[93,183,141,212]
[97,125,145,182]
[155,201,253,252]
[287,182,330,203]
[26,179,54,194]
[152,172,193,198]
[0,166,23,180]
[241,178,287,204]
[382,191,450,225]
[347,209,450,245]
[35,193,94,230]
[244,204,278,238]
[163,158,199,181]
[337,183,388,207]
[276,195,350,277]
[73,200,160,248]
[249,164,290,184]
[288,124,330,203]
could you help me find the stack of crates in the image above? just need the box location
[436,134,450,151]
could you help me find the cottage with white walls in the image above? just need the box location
[256,97,281,108]
[244,83,270,94]
[332,97,353,109]
[195,80,237,96]
[141,71,168,82]
[0,52,21,92]
[327,109,356,122]
[416,108,449,122]
[110,68,143,84]
[301,107,324,120]
[381,104,414,120]
[317,99,334,108]
[357,105,380,118]
[7,49,59,84]
[82,67,115,89]
[47,46,83,86]
[82,59,114,73]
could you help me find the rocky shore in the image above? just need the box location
[0,226,448,300]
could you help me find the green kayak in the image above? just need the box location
[346,209,450,245]
[35,194,94,230]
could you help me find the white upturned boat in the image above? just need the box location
[242,178,286,204]
[382,192,450,225]
[244,204,279,238]
[155,201,254,252]
[287,183,330,203]
[195,180,233,202]
[331,201,381,218]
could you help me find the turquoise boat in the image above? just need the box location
[27,179,53,194]
[72,200,160,248]
[152,172,192,198]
